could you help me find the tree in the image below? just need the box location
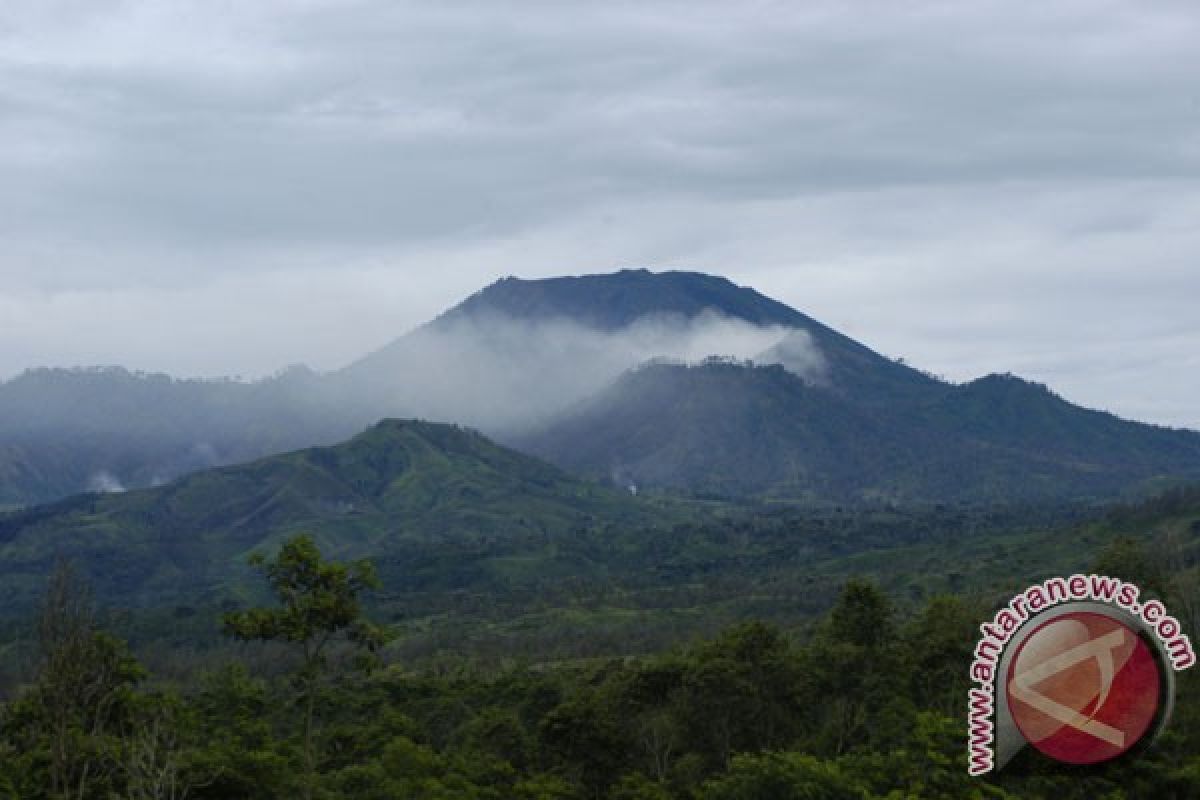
[696,752,864,800]
[826,579,893,650]
[675,623,803,768]
[801,580,898,756]
[187,664,292,799]
[902,595,980,716]
[122,693,220,800]
[222,534,386,799]
[1162,526,1200,640]
[1091,536,1167,597]
[538,692,626,796]
[3,560,145,800]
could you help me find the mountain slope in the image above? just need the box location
[0,419,662,609]
[518,361,1200,504]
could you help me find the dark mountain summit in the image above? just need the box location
[433,269,811,330]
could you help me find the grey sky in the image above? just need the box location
[2,0,1198,427]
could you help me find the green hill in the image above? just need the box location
[0,419,664,611]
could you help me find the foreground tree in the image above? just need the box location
[2,560,144,799]
[800,579,900,756]
[222,534,386,800]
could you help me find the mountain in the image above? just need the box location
[0,419,660,610]
[517,361,1200,504]
[2,268,1199,508]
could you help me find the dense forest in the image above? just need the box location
[3,486,1199,799]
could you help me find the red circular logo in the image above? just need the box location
[1006,611,1163,765]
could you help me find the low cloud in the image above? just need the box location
[755,329,828,386]
[341,311,815,433]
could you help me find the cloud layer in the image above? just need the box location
[1,1,1198,426]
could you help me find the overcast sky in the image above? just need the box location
[2,0,1198,427]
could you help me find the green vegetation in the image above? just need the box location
[223,535,387,798]
[3,524,1200,799]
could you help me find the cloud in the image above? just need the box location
[86,470,125,494]
[756,329,828,386]
[0,1,1198,426]
[343,310,800,433]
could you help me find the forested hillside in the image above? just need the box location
[3,489,1200,799]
